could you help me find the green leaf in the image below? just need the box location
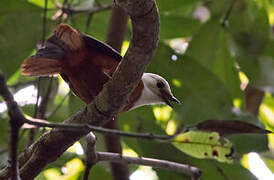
[230,1,274,91]
[148,43,235,124]
[68,93,85,115]
[0,13,51,78]
[173,131,234,163]
[160,15,201,39]
[42,158,84,180]
[71,11,111,41]
[0,0,43,15]
[185,18,242,99]
[261,151,274,173]
[157,0,203,12]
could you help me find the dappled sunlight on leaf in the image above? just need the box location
[121,41,129,57]
[268,134,274,154]
[173,131,234,163]
[122,147,138,157]
[239,71,249,90]
[44,169,60,180]
[169,38,189,54]
[172,79,181,88]
[130,166,158,180]
[153,106,172,123]
[233,98,242,109]
[166,119,176,135]
[67,142,84,155]
[57,75,70,96]
[260,104,274,128]
[241,154,250,170]
[259,93,274,130]
[44,158,84,180]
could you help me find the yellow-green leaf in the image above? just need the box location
[172,131,234,163]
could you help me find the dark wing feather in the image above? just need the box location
[33,35,69,60]
[82,34,122,62]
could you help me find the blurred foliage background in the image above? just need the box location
[0,0,274,179]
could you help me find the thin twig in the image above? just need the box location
[83,133,97,180]
[33,78,41,119]
[221,0,236,27]
[23,118,176,141]
[28,77,54,146]
[29,0,49,146]
[58,3,112,15]
[41,0,48,45]
[85,13,94,33]
[37,77,54,118]
[97,152,202,179]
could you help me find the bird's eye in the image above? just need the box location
[157,81,165,88]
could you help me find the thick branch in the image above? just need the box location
[104,4,130,180]
[0,0,159,179]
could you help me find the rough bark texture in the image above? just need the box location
[0,0,159,179]
[104,4,130,180]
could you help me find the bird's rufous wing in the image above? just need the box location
[82,34,122,76]
[21,24,123,104]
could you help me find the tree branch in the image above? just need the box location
[0,0,159,179]
[23,118,175,141]
[57,3,112,15]
[83,133,97,180]
[96,152,201,179]
[0,71,24,180]
[104,4,130,180]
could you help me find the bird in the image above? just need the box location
[21,24,180,111]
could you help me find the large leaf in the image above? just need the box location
[185,18,242,100]
[160,15,201,39]
[229,0,274,91]
[71,11,111,41]
[0,13,47,78]
[148,43,235,124]
[0,0,42,15]
[156,0,203,12]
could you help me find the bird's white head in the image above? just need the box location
[131,73,181,110]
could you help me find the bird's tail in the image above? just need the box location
[21,24,84,77]
[21,57,62,76]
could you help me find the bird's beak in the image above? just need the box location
[160,90,181,108]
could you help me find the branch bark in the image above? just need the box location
[96,152,201,179]
[0,71,24,180]
[0,0,159,179]
[104,4,130,180]
[0,79,202,180]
